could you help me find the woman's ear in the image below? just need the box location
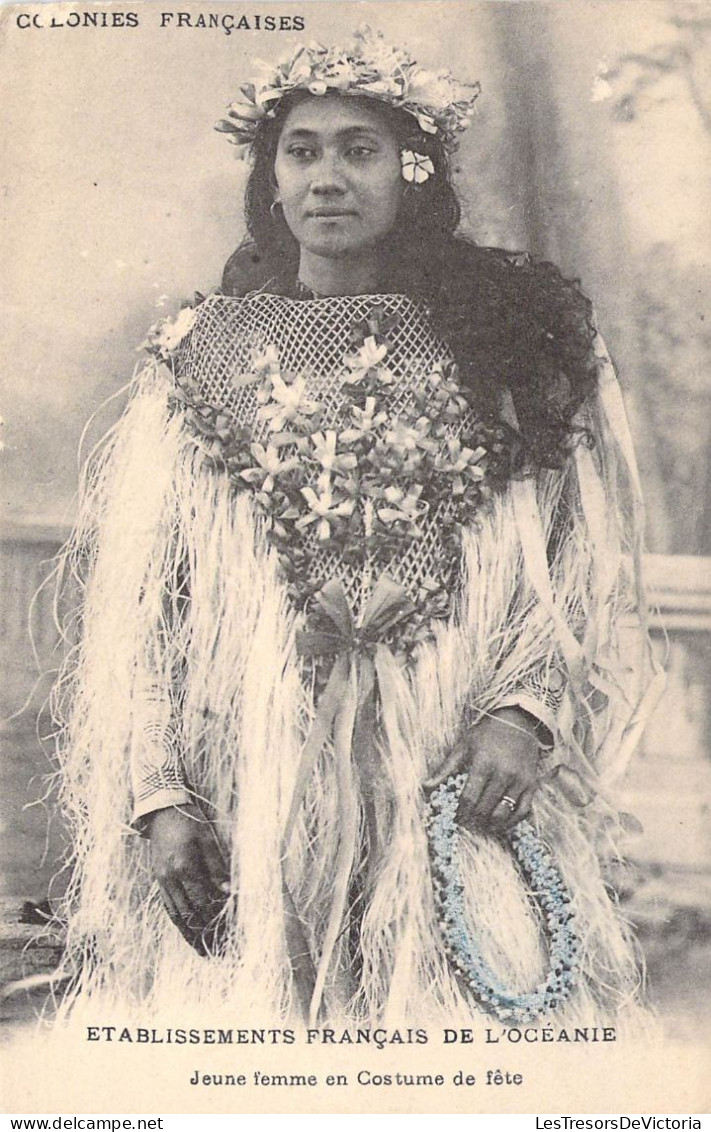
[268,170,281,203]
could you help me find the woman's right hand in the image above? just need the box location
[145,804,231,956]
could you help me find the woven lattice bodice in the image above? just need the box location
[176,293,488,619]
[182,293,453,424]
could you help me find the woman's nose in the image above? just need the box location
[310,153,347,194]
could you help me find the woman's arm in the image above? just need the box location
[133,686,231,954]
[130,560,230,953]
[431,459,585,836]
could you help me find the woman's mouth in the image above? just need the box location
[308,208,356,218]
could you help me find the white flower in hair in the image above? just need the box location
[284,48,315,87]
[413,112,438,135]
[226,99,263,123]
[401,150,435,184]
[405,69,455,107]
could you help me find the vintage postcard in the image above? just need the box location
[1,0,709,1116]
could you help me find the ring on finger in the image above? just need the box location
[499,795,517,812]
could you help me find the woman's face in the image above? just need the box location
[273,95,404,261]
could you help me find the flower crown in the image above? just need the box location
[215,25,480,159]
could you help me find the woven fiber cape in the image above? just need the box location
[50,292,662,1030]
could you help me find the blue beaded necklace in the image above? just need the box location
[426,775,581,1023]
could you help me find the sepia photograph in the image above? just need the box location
[0,0,709,1115]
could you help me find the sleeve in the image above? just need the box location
[494,665,566,749]
[130,556,193,828]
[473,353,597,754]
[458,470,574,755]
[122,312,204,829]
[491,483,574,749]
[130,674,192,825]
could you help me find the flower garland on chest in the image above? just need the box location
[148,299,515,645]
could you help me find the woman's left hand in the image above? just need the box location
[451,706,541,835]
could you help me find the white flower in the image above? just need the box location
[377,484,427,528]
[310,430,357,476]
[228,343,282,395]
[259,373,319,432]
[415,111,439,135]
[226,99,264,122]
[342,335,394,386]
[168,307,197,348]
[360,76,403,98]
[385,416,435,453]
[145,306,197,356]
[252,344,281,376]
[353,25,404,76]
[354,336,387,368]
[240,443,299,494]
[283,46,315,86]
[322,58,357,91]
[340,397,388,442]
[401,150,435,184]
[251,56,283,89]
[404,68,455,109]
[434,439,487,495]
[257,85,287,110]
[297,484,355,541]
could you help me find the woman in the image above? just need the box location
[54,28,658,1029]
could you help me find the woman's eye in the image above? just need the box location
[347,145,375,158]
[288,146,316,160]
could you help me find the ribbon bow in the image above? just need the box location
[282,575,415,1025]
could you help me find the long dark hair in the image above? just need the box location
[222,92,598,472]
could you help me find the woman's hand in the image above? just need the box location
[145,804,231,956]
[452,706,541,835]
